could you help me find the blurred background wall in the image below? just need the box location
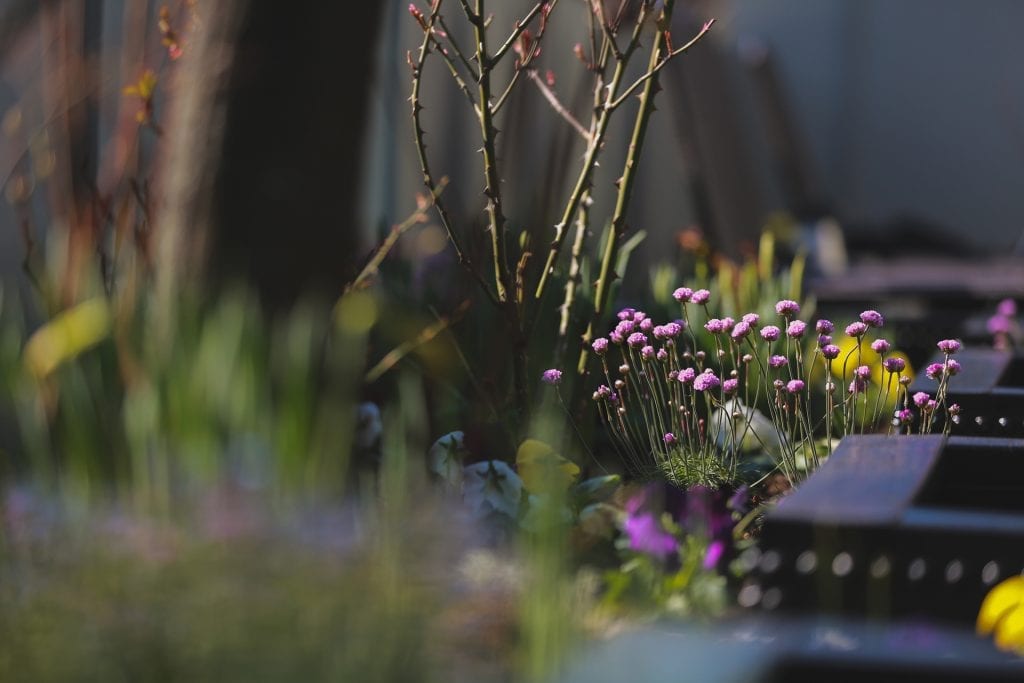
[3,0,1024,303]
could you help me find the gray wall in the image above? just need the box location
[730,0,1024,252]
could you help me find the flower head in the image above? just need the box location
[615,319,636,337]
[609,330,624,344]
[617,307,636,321]
[883,357,906,373]
[760,325,781,342]
[592,337,609,355]
[896,408,913,424]
[937,339,961,354]
[769,354,788,369]
[639,317,653,332]
[731,321,752,340]
[656,348,668,362]
[854,365,871,380]
[623,510,678,558]
[786,320,807,338]
[822,344,841,360]
[998,299,1017,317]
[678,367,696,384]
[816,319,835,334]
[925,363,944,380]
[913,391,931,407]
[723,378,739,394]
[663,432,677,446]
[704,319,726,334]
[860,310,884,327]
[848,378,867,394]
[672,287,693,303]
[627,332,647,348]
[786,379,805,394]
[693,370,720,392]
[871,339,891,354]
[640,345,654,361]
[742,313,760,325]
[845,322,868,337]
[988,315,1012,335]
[691,289,711,304]
[945,359,961,376]
[775,299,800,316]
[541,368,562,386]
[818,335,833,347]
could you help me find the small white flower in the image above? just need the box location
[462,460,522,521]
[428,431,467,490]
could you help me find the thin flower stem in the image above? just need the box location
[410,5,501,308]
[533,3,651,303]
[427,29,481,111]
[491,1,550,65]
[526,69,592,141]
[577,0,676,373]
[436,14,480,81]
[608,19,715,110]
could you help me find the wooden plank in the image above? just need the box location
[769,435,944,526]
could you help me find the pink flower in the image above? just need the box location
[786,320,807,338]
[691,289,711,305]
[937,339,961,354]
[541,369,562,385]
[860,310,884,327]
[678,368,696,384]
[731,322,751,340]
[775,299,800,316]
[723,378,739,394]
[822,344,841,360]
[742,313,760,325]
[815,319,834,334]
[883,357,905,373]
[871,339,891,354]
[672,287,693,303]
[592,338,609,355]
[760,325,781,342]
[693,370,720,392]
[846,322,868,337]
[913,391,931,407]
[786,379,805,394]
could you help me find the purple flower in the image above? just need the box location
[883,357,906,373]
[845,322,868,337]
[662,322,682,338]
[848,378,866,394]
[925,362,944,380]
[691,289,711,305]
[641,345,655,360]
[592,338,609,355]
[615,319,635,336]
[854,365,871,380]
[633,310,647,323]
[769,354,788,369]
[652,325,667,339]
[742,313,760,325]
[775,299,800,316]
[704,319,726,334]
[818,335,833,347]
[678,367,696,384]
[657,348,668,362]
[786,379,805,394]
[693,370,720,392]
[822,344,841,360]
[896,408,913,424]
[871,339,891,354]
[949,403,961,416]
[623,512,678,558]
[913,391,931,407]
[663,432,677,446]
[627,332,647,348]
[617,307,636,321]
[988,315,1012,335]
[945,359,961,376]
[816,319,835,334]
[937,339,961,354]
[541,369,562,385]
[723,378,739,394]
[703,540,725,570]
[672,287,693,303]
[731,321,751,340]
[595,384,612,400]
[609,331,624,344]
[721,317,736,332]
[998,299,1017,317]
[786,320,807,338]
[860,310,885,327]
[926,399,938,411]
[639,317,653,332]
[760,325,781,342]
